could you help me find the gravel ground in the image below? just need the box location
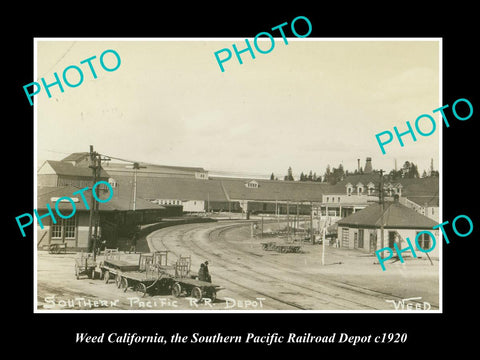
[36,220,439,312]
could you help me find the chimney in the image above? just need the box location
[364,157,373,174]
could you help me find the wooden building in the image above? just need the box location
[336,199,440,259]
[36,185,180,251]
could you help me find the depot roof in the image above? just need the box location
[37,185,164,212]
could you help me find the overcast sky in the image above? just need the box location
[36,39,440,179]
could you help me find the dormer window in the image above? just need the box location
[245,180,259,189]
[195,172,208,180]
[346,183,353,196]
[108,177,118,188]
[357,182,364,195]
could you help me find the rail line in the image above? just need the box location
[149,223,308,310]
[211,224,440,310]
[148,222,398,310]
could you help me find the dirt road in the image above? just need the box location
[36,220,439,311]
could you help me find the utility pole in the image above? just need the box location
[132,162,146,211]
[287,200,290,241]
[379,169,385,257]
[261,216,264,239]
[87,145,106,260]
[310,201,314,244]
[87,146,111,260]
[322,215,328,266]
[126,162,146,211]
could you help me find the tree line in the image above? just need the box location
[269,161,439,184]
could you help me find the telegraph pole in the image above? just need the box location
[87,146,110,260]
[286,200,290,241]
[88,145,99,258]
[127,162,146,211]
[379,169,385,257]
[310,201,314,244]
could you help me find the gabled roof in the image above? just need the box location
[38,160,110,178]
[337,201,438,229]
[405,196,439,207]
[218,178,327,202]
[111,176,228,202]
[37,185,164,212]
[61,152,89,162]
[108,175,328,203]
[322,175,438,198]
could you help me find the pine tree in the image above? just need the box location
[270,173,275,180]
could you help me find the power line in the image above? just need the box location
[38,42,77,79]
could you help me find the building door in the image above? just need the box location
[358,229,364,249]
[369,231,377,253]
[388,231,396,248]
[354,232,358,248]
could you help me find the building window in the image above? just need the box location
[51,223,63,239]
[338,197,340,202]
[416,231,432,251]
[51,216,76,240]
[64,217,76,239]
[326,197,329,202]
[108,177,117,188]
[246,182,258,188]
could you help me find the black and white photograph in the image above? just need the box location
[33,39,441,312]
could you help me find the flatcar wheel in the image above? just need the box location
[115,273,122,288]
[104,270,110,284]
[135,282,147,297]
[172,282,182,298]
[191,286,203,301]
[121,277,129,292]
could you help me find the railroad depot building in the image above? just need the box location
[36,185,180,251]
[110,174,329,215]
[336,199,440,258]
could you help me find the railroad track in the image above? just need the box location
[149,223,308,310]
[149,221,431,310]
[211,224,440,310]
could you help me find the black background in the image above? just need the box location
[7,3,478,356]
